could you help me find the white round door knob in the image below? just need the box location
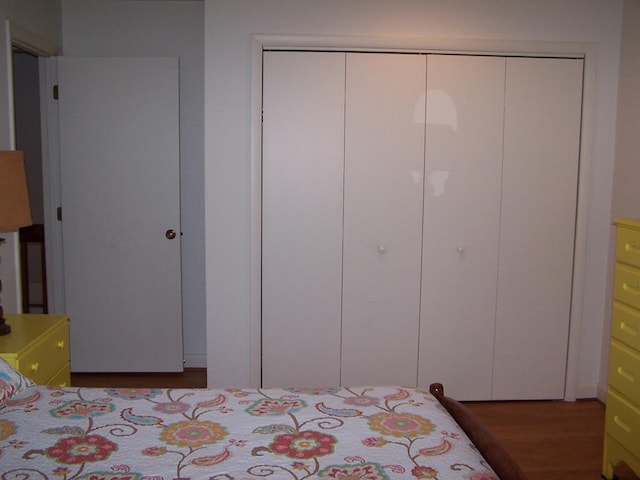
[377,245,388,255]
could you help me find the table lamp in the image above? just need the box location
[0,151,32,335]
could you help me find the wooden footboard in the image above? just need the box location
[429,383,528,480]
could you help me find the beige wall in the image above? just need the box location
[603,0,640,394]
[612,0,640,218]
[0,0,61,48]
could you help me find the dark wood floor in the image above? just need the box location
[71,370,637,480]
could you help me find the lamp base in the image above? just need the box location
[1,244,12,334]
[0,317,10,335]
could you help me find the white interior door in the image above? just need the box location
[58,57,183,372]
[492,57,583,399]
[341,53,425,386]
[419,55,505,400]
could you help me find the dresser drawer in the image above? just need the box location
[614,264,640,311]
[49,363,71,388]
[609,339,640,402]
[613,302,640,352]
[617,226,640,269]
[16,320,69,385]
[606,388,640,455]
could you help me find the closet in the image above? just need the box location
[261,50,583,400]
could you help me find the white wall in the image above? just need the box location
[62,0,206,367]
[604,0,640,394]
[204,0,624,396]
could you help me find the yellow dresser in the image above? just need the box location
[603,219,640,479]
[0,314,70,387]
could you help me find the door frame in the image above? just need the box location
[0,21,59,316]
[249,34,597,400]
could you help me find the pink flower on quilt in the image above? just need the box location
[0,379,16,404]
[412,465,438,479]
[368,412,435,438]
[246,398,307,416]
[142,446,167,456]
[362,436,387,447]
[269,430,336,459]
[344,396,379,407]
[50,401,115,419]
[318,462,389,479]
[161,420,227,448]
[465,472,499,480]
[46,435,117,464]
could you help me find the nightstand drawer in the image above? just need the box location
[613,302,640,352]
[17,320,69,385]
[49,363,71,388]
[609,339,640,402]
[606,389,640,455]
[617,226,640,269]
[614,264,640,311]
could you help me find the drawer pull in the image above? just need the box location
[620,321,638,336]
[622,282,640,296]
[30,362,39,373]
[625,241,640,254]
[614,415,632,433]
[617,366,636,383]
[57,340,65,349]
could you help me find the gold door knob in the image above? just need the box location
[166,229,177,240]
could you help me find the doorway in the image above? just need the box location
[12,48,47,313]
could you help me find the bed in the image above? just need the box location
[0,360,526,480]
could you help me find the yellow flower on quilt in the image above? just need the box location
[368,412,435,438]
[161,420,228,448]
[0,419,16,441]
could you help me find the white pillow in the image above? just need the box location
[0,358,35,405]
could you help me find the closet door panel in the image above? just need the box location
[493,57,583,399]
[419,55,505,400]
[262,51,346,387]
[341,53,426,386]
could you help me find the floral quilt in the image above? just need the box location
[0,385,498,480]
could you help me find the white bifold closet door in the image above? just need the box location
[419,55,506,401]
[492,57,583,400]
[341,53,426,386]
[418,55,582,400]
[262,51,425,387]
[262,50,583,398]
[262,52,346,388]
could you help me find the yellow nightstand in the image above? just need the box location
[603,219,640,479]
[0,313,70,387]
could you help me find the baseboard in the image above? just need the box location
[184,354,207,369]
[575,382,609,402]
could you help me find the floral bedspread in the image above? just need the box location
[0,385,498,480]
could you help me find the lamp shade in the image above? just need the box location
[0,151,32,233]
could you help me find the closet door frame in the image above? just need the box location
[249,35,597,400]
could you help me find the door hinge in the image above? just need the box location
[53,85,59,100]
[57,206,62,221]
